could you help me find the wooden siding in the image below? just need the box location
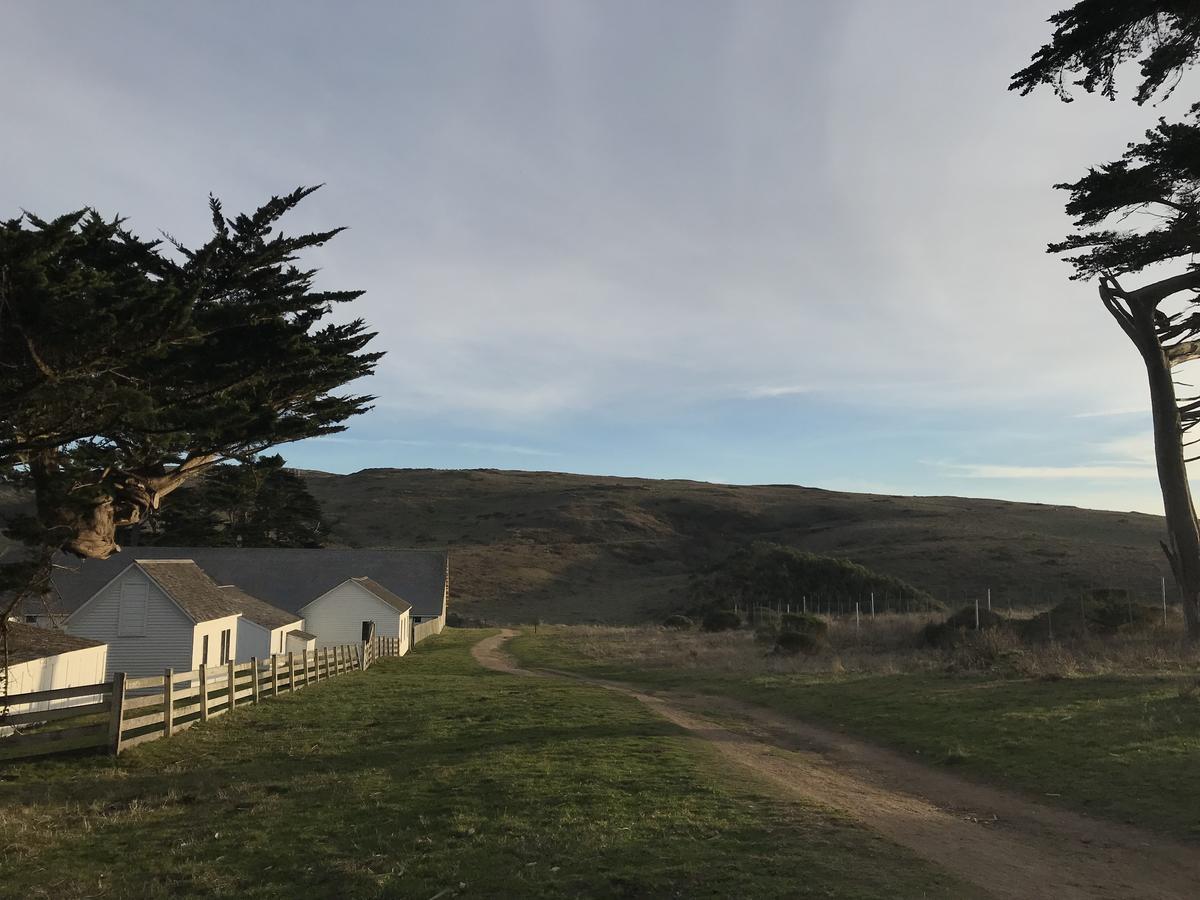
[66,568,194,678]
[300,581,404,649]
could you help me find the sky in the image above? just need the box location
[3,1,1195,515]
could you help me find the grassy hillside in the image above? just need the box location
[304,468,1171,624]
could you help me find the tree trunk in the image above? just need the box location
[1129,305,1200,637]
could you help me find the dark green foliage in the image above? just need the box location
[1020,591,1160,640]
[923,606,1008,648]
[701,609,742,632]
[780,612,828,638]
[662,614,693,630]
[1011,1,1200,104]
[1049,112,1200,280]
[131,455,328,548]
[773,631,822,656]
[0,187,379,607]
[691,542,938,613]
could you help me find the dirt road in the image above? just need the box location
[471,629,1200,900]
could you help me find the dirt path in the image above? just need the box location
[471,630,1200,900]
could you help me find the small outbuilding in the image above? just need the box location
[65,560,242,678]
[286,629,317,655]
[1,622,108,712]
[299,576,412,654]
[219,585,307,659]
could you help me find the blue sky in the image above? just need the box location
[3,1,1192,514]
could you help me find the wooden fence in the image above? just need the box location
[0,635,407,762]
[412,615,445,645]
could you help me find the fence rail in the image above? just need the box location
[1,635,410,762]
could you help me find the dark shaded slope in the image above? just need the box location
[304,468,1170,624]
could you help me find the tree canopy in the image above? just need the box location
[1010,1,1200,104]
[1050,111,1200,281]
[132,455,329,549]
[0,186,380,604]
[689,542,937,613]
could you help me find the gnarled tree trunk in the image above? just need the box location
[1101,274,1200,638]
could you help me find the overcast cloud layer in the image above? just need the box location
[4,1,1194,514]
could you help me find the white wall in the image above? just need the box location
[191,614,241,669]
[285,631,316,654]
[237,619,303,661]
[300,581,402,649]
[0,643,109,735]
[66,567,194,678]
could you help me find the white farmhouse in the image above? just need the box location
[299,577,412,653]
[218,585,307,659]
[65,560,242,678]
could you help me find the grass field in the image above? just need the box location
[0,629,973,899]
[511,626,1200,839]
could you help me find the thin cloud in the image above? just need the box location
[949,463,1154,481]
[745,385,810,399]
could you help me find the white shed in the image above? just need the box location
[286,629,317,655]
[0,623,108,731]
[65,560,242,678]
[219,585,306,660]
[299,576,412,654]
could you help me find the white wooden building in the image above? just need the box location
[299,576,412,654]
[218,585,307,660]
[1,623,108,731]
[65,560,242,678]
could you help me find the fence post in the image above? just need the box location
[271,654,279,696]
[225,659,235,711]
[199,664,209,722]
[322,647,329,679]
[108,672,127,756]
[251,657,260,703]
[164,668,174,738]
[288,652,296,693]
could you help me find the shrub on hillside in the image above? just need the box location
[701,609,742,632]
[774,630,823,656]
[780,612,828,638]
[662,614,693,630]
[923,605,1008,648]
[1019,590,1158,641]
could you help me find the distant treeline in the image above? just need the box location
[690,542,939,614]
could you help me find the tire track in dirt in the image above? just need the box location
[471,629,1200,900]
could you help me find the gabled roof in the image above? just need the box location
[49,547,448,619]
[2,621,104,665]
[218,585,301,630]
[135,560,243,624]
[348,576,412,614]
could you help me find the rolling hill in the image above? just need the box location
[302,468,1173,624]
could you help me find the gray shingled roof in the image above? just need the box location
[218,585,301,630]
[137,560,244,624]
[49,547,448,619]
[348,576,412,613]
[3,621,104,665]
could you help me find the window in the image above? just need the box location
[202,634,210,666]
[219,629,231,665]
[117,582,148,637]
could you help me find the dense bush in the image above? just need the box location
[662,614,694,630]
[701,609,742,632]
[1020,590,1159,641]
[923,605,1008,648]
[774,630,822,656]
[690,541,939,614]
[780,612,828,638]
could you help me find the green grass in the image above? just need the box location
[511,629,1200,839]
[0,629,971,899]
